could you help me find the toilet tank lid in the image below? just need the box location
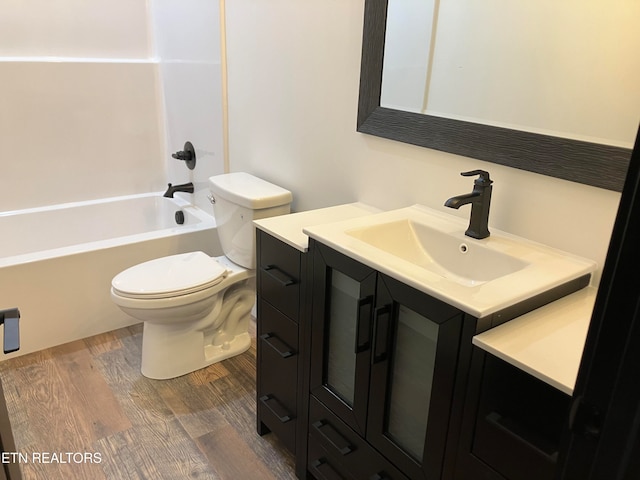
[209,172,292,209]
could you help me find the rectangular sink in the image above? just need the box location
[346,219,529,287]
[303,205,596,318]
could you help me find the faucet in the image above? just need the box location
[444,170,493,239]
[163,182,194,198]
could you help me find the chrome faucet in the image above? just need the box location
[163,182,194,198]
[444,170,493,239]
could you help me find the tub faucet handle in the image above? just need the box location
[171,141,196,170]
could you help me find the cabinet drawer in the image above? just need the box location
[308,396,409,480]
[258,299,298,453]
[308,439,355,480]
[257,231,301,320]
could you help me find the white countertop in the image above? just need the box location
[303,205,596,318]
[256,202,596,395]
[473,286,597,395]
[253,202,381,252]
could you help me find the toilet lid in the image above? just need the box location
[112,251,228,299]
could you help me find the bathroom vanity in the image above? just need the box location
[255,203,380,477]
[254,204,596,480]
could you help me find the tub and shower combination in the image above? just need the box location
[0,193,218,357]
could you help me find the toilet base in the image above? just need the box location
[204,332,251,365]
[139,281,255,380]
[140,325,252,380]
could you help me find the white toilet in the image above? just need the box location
[110,173,292,379]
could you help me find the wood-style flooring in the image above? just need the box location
[0,322,297,480]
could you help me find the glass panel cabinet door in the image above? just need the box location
[367,274,464,480]
[325,270,361,406]
[386,304,439,461]
[309,242,376,435]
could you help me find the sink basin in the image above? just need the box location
[303,205,596,318]
[346,219,528,287]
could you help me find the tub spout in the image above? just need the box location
[163,182,194,198]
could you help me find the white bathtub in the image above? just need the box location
[0,193,219,358]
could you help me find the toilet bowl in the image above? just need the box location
[110,173,292,379]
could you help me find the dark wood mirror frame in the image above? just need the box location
[356,0,632,192]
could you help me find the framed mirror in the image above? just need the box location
[357,0,635,192]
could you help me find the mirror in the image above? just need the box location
[357,0,635,191]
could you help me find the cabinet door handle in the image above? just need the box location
[312,420,354,455]
[261,265,296,287]
[310,458,343,480]
[354,295,373,353]
[260,333,295,358]
[259,395,293,423]
[372,305,392,364]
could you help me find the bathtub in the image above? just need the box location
[0,193,219,358]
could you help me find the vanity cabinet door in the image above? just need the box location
[309,242,376,436]
[455,351,570,480]
[367,274,464,480]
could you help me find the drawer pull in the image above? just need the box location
[311,458,343,480]
[261,265,296,287]
[260,395,293,423]
[485,411,559,460]
[312,420,354,456]
[260,333,295,358]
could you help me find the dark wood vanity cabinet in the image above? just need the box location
[256,231,580,480]
[454,350,571,480]
[307,240,471,480]
[256,230,307,459]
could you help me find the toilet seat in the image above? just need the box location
[112,251,227,300]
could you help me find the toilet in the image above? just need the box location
[110,173,292,379]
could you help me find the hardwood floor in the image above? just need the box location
[0,321,297,480]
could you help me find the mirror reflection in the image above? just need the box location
[381,0,640,149]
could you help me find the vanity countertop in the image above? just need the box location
[253,202,381,252]
[257,202,596,394]
[473,286,597,395]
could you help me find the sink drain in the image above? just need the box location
[459,243,469,254]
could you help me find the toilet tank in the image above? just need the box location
[209,173,292,269]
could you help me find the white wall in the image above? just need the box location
[224,1,623,284]
[149,0,226,211]
[0,1,226,214]
[0,1,165,212]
